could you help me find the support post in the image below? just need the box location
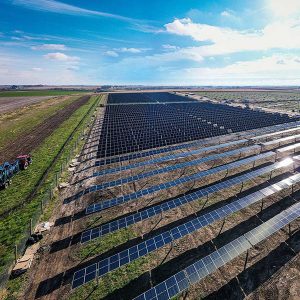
[260,199,264,212]
[218,218,226,236]
[240,182,244,193]
[201,195,209,210]
[244,250,249,270]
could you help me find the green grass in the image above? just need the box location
[0,95,81,150]
[2,274,27,300]
[0,95,100,275]
[70,255,150,300]
[0,90,90,97]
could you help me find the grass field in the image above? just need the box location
[0,90,90,97]
[195,91,300,112]
[0,95,99,276]
[0,96,80,151]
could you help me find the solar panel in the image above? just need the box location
[251,125,300,141]
[90,145,260,191]
[94,139,249,175]
[261,134,300,148]
[81,157,294,243]
[94,121,300,166]
[96,97,297,158]
[133,201,300,300]
[72,173,300,289]
[276,142,300,154]
[85,152,275,214]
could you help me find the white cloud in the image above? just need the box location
[31,44,67,51]
[164,18,300,57]
[162,44,179,50]
[220,10,231,17]
[0,51,88,85]
[11,0,139,23]
[105,50,119,57]
[43,52,80,61]
[267,0,300,18]
[182,55,300,83]
[118,47,142,53]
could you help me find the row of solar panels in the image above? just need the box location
[133,201,300,300]
[90,145,260,191]
[81,157,295,243]
[72,173,300,289]
[86,136,300,192]
[107,92,198,104]
[90,133,299,178]
[94,121,300,165]
[70,152,274,208]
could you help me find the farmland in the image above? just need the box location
[194,90,300,113]
[1,91,298,300]
[0,90,90,97]
[0,93,101,297]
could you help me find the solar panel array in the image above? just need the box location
[94,139,248,176]
[81,157,294,243]
[67,96,300,297]
[107,92,198,104]
[98,94,297,157]
[91,145,260,190]
[133,201,300,300]
[85,151,275,214]
[95,121,300,166]
[72,173,300,289]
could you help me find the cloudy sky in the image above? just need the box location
[1,0,300,85]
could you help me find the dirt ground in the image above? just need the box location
[0,96,55,114]
[18,112,300,300]
[0,95,91,162]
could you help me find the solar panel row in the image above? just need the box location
[261,133,300,147]
[94,139,248,175]
[133,201,300,300]
[107,92,198,104]
[85,152,275,214]
[95,121,300,166]
[81,157,294,243]
[72,173,300,289]
[91,145,260,191]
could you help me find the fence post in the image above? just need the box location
[30,218,33,235]
[55,172,59,187]
[15,245,18,264]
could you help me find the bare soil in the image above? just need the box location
[0,96,54,114]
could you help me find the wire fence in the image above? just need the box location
[0,95,101,289]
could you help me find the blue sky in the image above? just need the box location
[1,0,300,85]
